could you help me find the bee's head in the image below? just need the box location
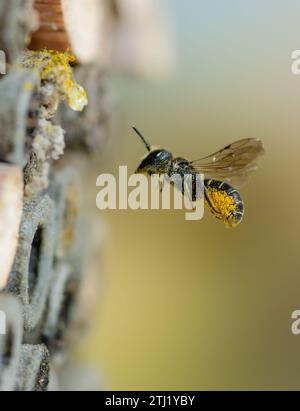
[132,127,172,174]
[136,149,173,174]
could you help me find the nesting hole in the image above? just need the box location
[28,225,44,302]
[0,326,13,387]
[59,282,76,331]
[1,327,13,368]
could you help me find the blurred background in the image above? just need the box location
[75,0,300,390]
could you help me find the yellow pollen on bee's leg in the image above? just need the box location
[205,187,238,227]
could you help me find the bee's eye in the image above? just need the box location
[136,149,172,173]
[150,150,172,162]
[144,150,172,165]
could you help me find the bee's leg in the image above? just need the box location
[159,174,169,192]
[184,180,197,210]
[159,178,164,193]
[158,176,163,193]
[184,175,204,210]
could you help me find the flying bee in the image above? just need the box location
[133,126,265,228]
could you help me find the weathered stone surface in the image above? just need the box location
[0,69,40,166]
[16,344,50,391]
[7,196,55,332]
[0,0,38,64]
[0,164,23,290]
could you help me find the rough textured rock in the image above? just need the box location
[0,0,38,64]
[7,196,55,332]
[0,69,40,166]
[16,344,50,391]
[0,165,23,290]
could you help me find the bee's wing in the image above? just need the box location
[189,138,265,187]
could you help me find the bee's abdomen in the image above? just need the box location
[204,179,244,228]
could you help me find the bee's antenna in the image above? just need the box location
[132,126,151,152]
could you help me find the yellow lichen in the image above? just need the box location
[205,187,238,227]
[23,81,34,92]
[22,50,88,112]
[67,82,88,112]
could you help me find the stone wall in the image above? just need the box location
[0,0,171,391]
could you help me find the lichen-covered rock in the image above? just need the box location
[0,69,40,166]
[24,119,65,197]
[16,345,50,391]
[7,196,55,332]
[19,50,88,196]
[48,168,80,260]
[21,50,88,115]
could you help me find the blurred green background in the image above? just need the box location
[77,0,300,390]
